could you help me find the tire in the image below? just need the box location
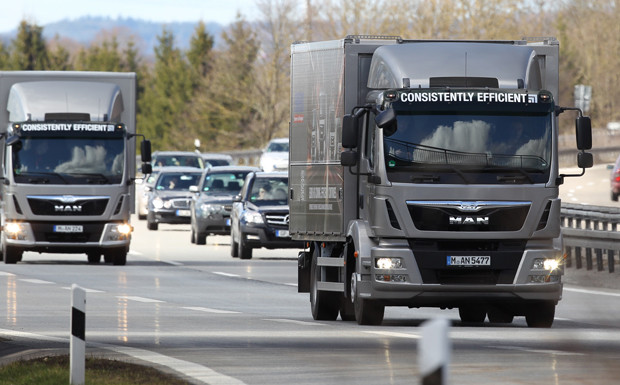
[487,306,514,324]
[231,239,239,258]
[238,234,253,260]
[339,296,356,321]
[87,253,101,264]
[105,247,127,266]
[525,302,555,328]
[3,243,22,264]
[147,220,158,231]
[309,247,339,320]
[196,232,207,245]
[459,305,487,324]
[190,228,196,244]
[351,272,384,325]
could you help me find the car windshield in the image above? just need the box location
[156,172,202,191]
[249,177,288,204]
[202,171,250,195]
[267,141,289,152]
[153,155,203,168]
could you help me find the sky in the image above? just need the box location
[1,0,261,33]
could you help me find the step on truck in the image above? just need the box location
[290,36,592,327]
[0,71,152,265]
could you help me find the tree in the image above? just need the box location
[138,28,193,150]
[187,21,214,83]
[10,21,49,70]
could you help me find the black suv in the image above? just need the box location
[230,171,303,259]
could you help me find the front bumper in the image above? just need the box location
[354,243,564,307]
[194,213,231,235]
[3,221,131,253]
[150,208,192,224]
[241,224,304,249]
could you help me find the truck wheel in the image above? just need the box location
[351,272,384,325]
[87,253,101,264]
[3,244,22,264]
[525,301,555,328]
[196,232,207,245]
[459,305,487,324]
[339,296,355,321]
[310,248,339,320]
[105,247,127,266]
[238,236,252,260]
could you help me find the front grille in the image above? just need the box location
[409,239,526,285]
[171,199,191,209]
[30,222,105,243]
[28,196,109,216]
[408,202,530,231]
[265,212,289,227]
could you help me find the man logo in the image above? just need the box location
[449,216,489,225]
[55,205,82,213]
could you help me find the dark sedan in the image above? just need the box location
[146,167,203,230]
[190,166,259,245]
[230,171,303,259]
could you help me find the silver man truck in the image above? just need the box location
[0,71,152,265]
[291,36,592,327]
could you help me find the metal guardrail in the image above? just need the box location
[561,203,620,273]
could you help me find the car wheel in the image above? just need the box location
[238,235,252,260]
[612,191,619,202]
[196,232,207,245]
[190,228,196,244]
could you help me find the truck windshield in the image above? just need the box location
[383,111,552,184]
[12,137,125,184]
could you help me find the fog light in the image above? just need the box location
[528,274,560,283]
[375,274,407,282]
[375,257,403,269]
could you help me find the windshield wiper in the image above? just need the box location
[18,171,69,184]
[70,173,112,184]
[495,168,538,184]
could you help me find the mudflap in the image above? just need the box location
[298,250,311,293]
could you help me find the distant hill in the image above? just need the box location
[1,16,225,57]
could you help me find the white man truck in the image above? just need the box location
[291,36,592,327]
[0,71,152,265]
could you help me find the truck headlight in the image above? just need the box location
[375,257,403,269]
[242,211,264,224]
[532,258,561,271]
[4,222,27,240]
[109,223,133,241]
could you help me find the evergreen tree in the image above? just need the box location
[187,21,214,83]
[138,28,193,151]
[11,21,49,70]
[0,41,9,69]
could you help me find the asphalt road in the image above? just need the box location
[1,168,620,384]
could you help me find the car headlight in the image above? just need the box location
[200,203,223,216]
[242,210,264,224]
[152,197,164,209]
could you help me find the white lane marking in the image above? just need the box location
[61,286,105,293]
[364,330,421,339]
[183,306,241,314]
[161,260,184,266]
[19,278,54,284]
[0,328,246,385]
[213,272,240,278]
[564,287,620,298]
[0,271,15,276]
[489,345,584,356]
[263,318,327,327]
[116,296,164,303]
[284,283,298,287]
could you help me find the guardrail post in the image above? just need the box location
[565,247,572,268]
[575,247,582,269]
[596,249,603,271]
[70,284,86,385]
[608,250,615,273]
[586,248,593,270]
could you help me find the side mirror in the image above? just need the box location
[141,163,152,175]
[576,116,592,150]
[342,115,358,148]
[189,185,199,193]
[577,151,593,169]
[375,108,397,136]
[141,140,152,162]
[341,150,357,166]
[233,195,242,203]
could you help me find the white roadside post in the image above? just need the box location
[419,318,451,385]
[70,284,86,385]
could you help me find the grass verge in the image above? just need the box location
[0,355,191,385]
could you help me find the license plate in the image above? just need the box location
[54,225,83,233]
[176,210,191,217]
[447,256,491,266]
[276,229,289,238]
